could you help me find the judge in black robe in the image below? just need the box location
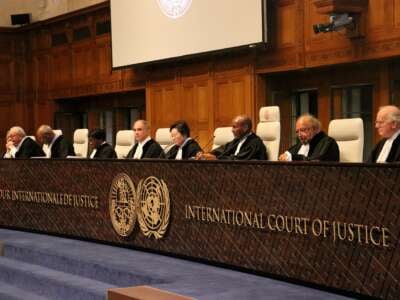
[127,120,165,159]
[367,105,400,163]
[279,114,339,162]
[165,120,202,160]
[4,126,45,158]
[15,137,46,158]
[127,139,164,159]
[212,132,267,160]
[88,128,117,159]
[49,135,75,158]
[36,125,75,158]
[197,115,267,161]
[287,131,339,161]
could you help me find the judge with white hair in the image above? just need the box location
[3,126,45,158]
[368,105,400,163]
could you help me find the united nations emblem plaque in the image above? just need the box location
[137,176,170,239]
[109,173,137,237]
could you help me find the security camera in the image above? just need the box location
[313,13,354,34]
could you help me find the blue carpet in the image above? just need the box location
[0,228,354,300]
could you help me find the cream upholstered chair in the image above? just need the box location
[212,127,234,150]
[53,129,63,136]
[328,118,364,162]
[256,106,281,161]
[155,128,173,152]
[115,130,135,159]
[72,128,89,158]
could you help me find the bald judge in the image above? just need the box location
[279,114,339,162]
[127,120,164,159]
[36,125,75,158]
[197,115,267,160]
[368,105,400,163]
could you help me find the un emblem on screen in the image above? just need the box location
[109,173,170,239]
[157,0,192,19]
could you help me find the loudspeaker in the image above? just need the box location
[11,13,31,26]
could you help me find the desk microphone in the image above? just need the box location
[201,135,215,151]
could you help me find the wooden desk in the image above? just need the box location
[0,159,398,299]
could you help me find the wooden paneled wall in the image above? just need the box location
[1,1,400,149]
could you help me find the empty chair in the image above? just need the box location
[328,118,364,162]
[212,127,234,150]
[155,128,173,152]
[256,106,281,161]
[72,128,89,158]
[114,130,135,159]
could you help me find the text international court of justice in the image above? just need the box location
[0,1,399,299]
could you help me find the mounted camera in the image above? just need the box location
[313,13,354,34]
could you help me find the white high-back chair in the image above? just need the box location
[72,128,88,158]
[53,129,63,136]
[328,118,364,162]
[256,106,281,161]
[115,130,135,159]
[155,128,173,152]
[212,127,234,150]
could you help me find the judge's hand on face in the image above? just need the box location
[5,139,14,152]
[195,151,217,160]
[278,152,289,161]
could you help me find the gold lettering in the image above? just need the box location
[259,213,266,229]
[382,227,390,247]
[312,219,323,236]
[235,211,244,226]
[369,226,381,246]
[353,224,363,244]
[323,220,329,238]
[275,215,285,232]
[212,208,220,222]
[285,216,293,233]
[252,213,260,229]
[347,223,354,242]
[267,214,275,231]
[244,212,252,227]
[220,210,227,224]
[206,207,213,222]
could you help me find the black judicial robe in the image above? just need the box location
[127,139,165,159]
[212,133,267,160]
[50,135,75,158]
[165,139,202,160]
[367,134,400,163]
[15,137,45,158]
[91,143,117,159]
[288,131,339,162]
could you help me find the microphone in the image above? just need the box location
[159,141,175,158]
[201,135,215,151]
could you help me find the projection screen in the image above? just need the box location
[110,0,267,68]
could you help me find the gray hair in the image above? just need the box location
[379,105,400,124]
[7,126,26,138]
[298,114,321,130]
[133,119,149,130]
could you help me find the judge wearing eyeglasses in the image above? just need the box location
[368,105,400,163]
[279,114,339,162]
